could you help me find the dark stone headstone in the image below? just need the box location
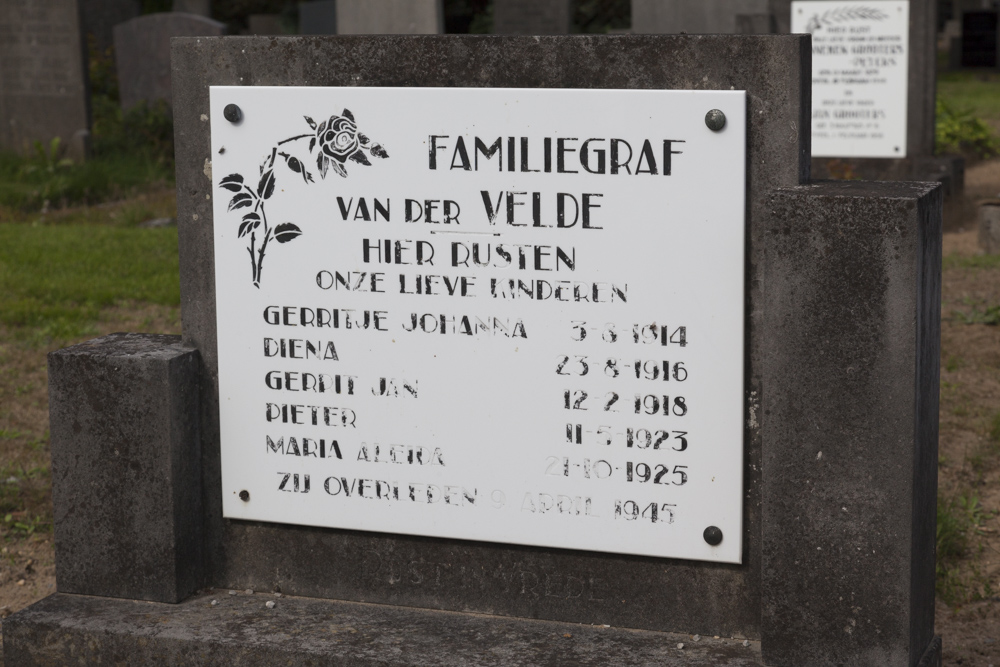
[336,0,443,34]
[78,0,140,52]
[299,0,337,35]
[493,0,571,34]
[0,0,90,161]
[113,12,225,111]
[632,0,770,34]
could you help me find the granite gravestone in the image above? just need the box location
[3,34,942,667]
[0,0,90,162]
[493,0,572,34]
[335,0,443,35]
[113,12,225,111]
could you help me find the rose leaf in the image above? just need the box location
[274,223,302,243]
[228,192,254,211]
[219,173,244,191]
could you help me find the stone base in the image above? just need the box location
[811,155,966,231]
[1,592,943,666]
[3,591,755,666]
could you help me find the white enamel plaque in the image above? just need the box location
[210,86,746,563]
[792,0,909,157]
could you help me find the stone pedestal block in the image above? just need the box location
[49,333,202,603]
[761,181,941,666]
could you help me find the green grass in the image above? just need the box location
[938,71,1000,122]
[0,148,173,213]
[0,224,180,341]
[943,253,1000,270]
[937,492,987,603]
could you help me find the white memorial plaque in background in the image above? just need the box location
[792,0,909,157]
[210,86,746,563]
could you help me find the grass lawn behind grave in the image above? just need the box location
[0,190,182,617]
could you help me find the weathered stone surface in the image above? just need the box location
[113,12,225,111]
[811,155,966,230]
[632,0,770,34]
[493,0,571,34]
[3,591,764,666]
[335,0,443,34]
[172,34,811,639]
[0,0,90,161]
[760,180,941,666]
[48,333,203,603]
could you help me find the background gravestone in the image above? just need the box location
[632,0,771,34]
[299,0,337,35]
[78,0,140,52]
[772,0,938,160]
[493,0,572,34]
[0,0,90,162]
[335,0,443,34]
[113,12,225,111]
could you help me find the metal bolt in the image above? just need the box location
[703,526,723,546]
[239,489,249,502]
[224,104,243,124]
[705,109,726,132]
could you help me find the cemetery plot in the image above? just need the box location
[210,86,746,563]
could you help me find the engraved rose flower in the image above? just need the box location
[219,105,389,287]
[319,115,360,162]
[304,108,389,179]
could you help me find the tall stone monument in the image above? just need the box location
[336,0,443,34]
[0,0,90,161]
[493,0,572,34]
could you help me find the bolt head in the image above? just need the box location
[705,109,726,132]
[239,489,250,502]
[703,525,723,546]
[224,104,243,124]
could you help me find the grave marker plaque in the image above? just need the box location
[792,0,910,157]
[211,86,746,564]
